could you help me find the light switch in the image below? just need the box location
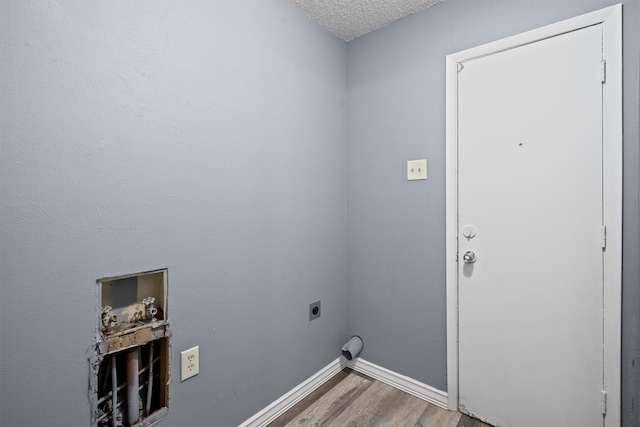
[407,159,427,180]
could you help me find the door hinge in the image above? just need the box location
[602,390,607,415]
[600,60,607,84]
[601,225,607,250]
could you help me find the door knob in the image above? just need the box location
[463,251,477,264]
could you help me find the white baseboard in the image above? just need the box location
[238,357,345,427]
[239,357,449,427]
[347,358,448,409]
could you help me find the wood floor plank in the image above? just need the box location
[279,370,374,427]
[268,370,493,427]
[267,369,353,427]
[325,380,429,427]
[414,403,463,427]
[456,414,492,427]
[379,391,432,427]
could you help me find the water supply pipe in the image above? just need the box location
[126,349,140,425]
[111,355,118,427]
[145,342,154,417]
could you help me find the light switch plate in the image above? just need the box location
[407,159,427,180]
[181,346,199,381]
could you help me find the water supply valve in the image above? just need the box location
[142,297,158,321]
[101,306,118,333]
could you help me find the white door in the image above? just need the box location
[457,24,604,427]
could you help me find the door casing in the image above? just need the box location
[445,5,622,426]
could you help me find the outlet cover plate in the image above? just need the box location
[181,346,199,381]
[309,300,321,321]
[407,159,427,180]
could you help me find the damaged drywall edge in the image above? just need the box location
[89,270,171,427]
[89,325,172,427]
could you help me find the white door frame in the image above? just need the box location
[445,5,622,426]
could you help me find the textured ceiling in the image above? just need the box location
[290,0,443,42]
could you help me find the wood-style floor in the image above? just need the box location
[267,369,492,427]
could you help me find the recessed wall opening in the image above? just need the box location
[91,269,170,427]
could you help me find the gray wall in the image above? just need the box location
[2,0,639,426]
[0,1,346,426]
[346,1,640,425]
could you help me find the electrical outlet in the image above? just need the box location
[309,300,321,321]
[407,159,427,180]
[181,346,199,381]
